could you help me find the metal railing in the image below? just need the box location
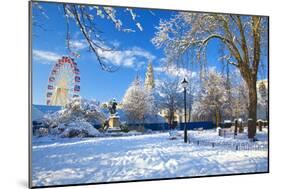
[186,133,268,151]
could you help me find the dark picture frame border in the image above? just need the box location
[28,0,270,188]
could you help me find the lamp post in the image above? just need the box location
[181,78,188,143]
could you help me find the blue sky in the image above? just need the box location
[32,2,268,105]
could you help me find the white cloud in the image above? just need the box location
[69,39,121,52]
[97,46,155,68]
[33,49,61,64]
[69,40,88,50]
[67,38,153,69]
[33,43,155,69]
[155,64,197,79]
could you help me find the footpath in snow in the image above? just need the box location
[32,129,268,187]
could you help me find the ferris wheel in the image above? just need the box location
[46,56,80,106]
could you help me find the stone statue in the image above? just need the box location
[107,99,120,129]
[108,99,118,115]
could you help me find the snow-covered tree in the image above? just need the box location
[192,70,229,126]
[182,55,199,122]
[191,69,250,123]
[257,80,268,120]
[184,78,200,123]
[152,12,268,138]
[218,43,233,120]
[231,71,249,121]
[122,76,153,124]
[156,78,183,128]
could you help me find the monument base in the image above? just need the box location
[108,116,120,129]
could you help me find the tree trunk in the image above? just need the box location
[168,110,174,129]
[234,119,238,136]
[215,108,220,127]
[246,78,257,139]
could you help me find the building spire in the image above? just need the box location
[133,71,141,86]
[144,60,155,91]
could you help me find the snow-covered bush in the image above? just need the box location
[39,97,105,138]
[36,128,49,137]
[60,121,101,138]
[120,124,129,133]
[49,127,59,135]
[50,97,105,124]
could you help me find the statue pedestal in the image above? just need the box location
[108,115,120,129]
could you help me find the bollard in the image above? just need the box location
[212,143,215,148]
[234,119,238,136]
[218,128,222,136]
[239,121,243,133]
[258,120,263,132]
[263,121,266,128]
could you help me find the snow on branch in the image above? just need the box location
[152,12,267,72]
[61,4,145,72]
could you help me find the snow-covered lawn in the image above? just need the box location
[32,129,268,187]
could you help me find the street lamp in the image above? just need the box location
[181,78,188,143]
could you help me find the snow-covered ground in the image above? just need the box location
[32,129,268,187]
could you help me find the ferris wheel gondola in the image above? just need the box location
[46,56,80,106]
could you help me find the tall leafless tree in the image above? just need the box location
[152,13,268,138]
[157,79,183,128]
